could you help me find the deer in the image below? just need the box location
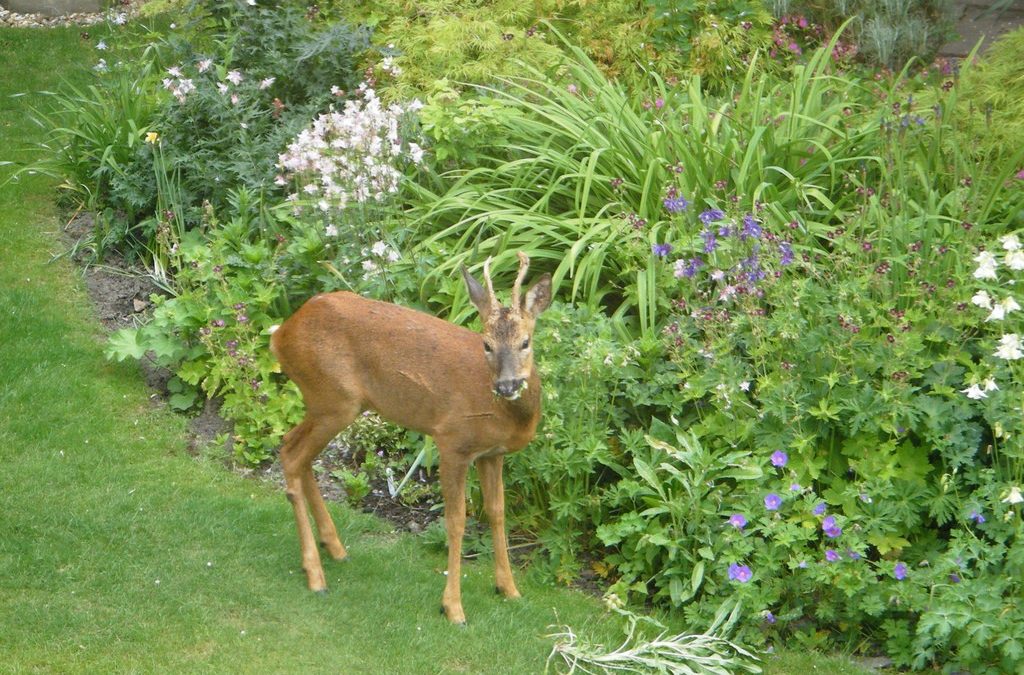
[269,252,552,625]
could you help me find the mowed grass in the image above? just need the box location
[0,25,877,675]
[0,25,621,674]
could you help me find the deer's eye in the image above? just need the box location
[521,338,530,350]
[483,342,493,354]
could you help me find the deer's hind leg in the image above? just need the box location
[280,404,358,592]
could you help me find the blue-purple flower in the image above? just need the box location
[822,515,842,538]
[699,208,726,224]
[763,611,776,624]
[701,229,718,253]
[825,549,840,563]
[764,493,782,510]
[741,213,762,240]
[728,513,747,529]
[770,450,788,467]
[813,502,827,516]
[664,195,690,213]
[674,257,704,279]
[652,242,673,257]
[970,510,985,524]
[894,562,908,580]
[846,548,861,560]
[728,563,753,582]
[779,241,794,266]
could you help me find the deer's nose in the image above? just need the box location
[494,379,525,399]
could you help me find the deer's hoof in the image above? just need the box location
[314,588,328,597]
[440,605,467,626]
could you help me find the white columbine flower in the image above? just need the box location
[96,40,108,50]
[1001,233,1022,251]
[994,333,1023,360]
[1003,486,1024,505]
[983,377,998,392]
[371,241,389,257]
[961,383,986,400]
[1007,249,1024,271]
[986,296,1021,321]
[167,65,183,78]
[974,251,999,280]
[971,290,993,309]
[325,224,338,237]
[93,59,108,73]
[226,70,243,86]
[259,77,275,90]
[197,58,213,73]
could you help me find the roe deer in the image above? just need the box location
[269,252,552,624]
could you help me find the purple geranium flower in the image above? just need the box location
[741,213,762,240]
[894,562,908,580]
[764,611,776,624]
[822,515,842,538]
[728,513,747,529]
[970,510,985,524]
[770,450,788,467]
[764,493,782,511]
[728,563,753,582]
[701,229,718,253]
[664,195,690,213]
[825,549,840,562]
[699,208,726,224]
[779,241,794,265]
[846,548,861,560]
[813,502,827,516]
[652,242,673,257]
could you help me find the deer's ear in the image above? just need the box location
[461,265,491,317]
[522,273,552,317]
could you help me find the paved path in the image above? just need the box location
[940,0,1024,56]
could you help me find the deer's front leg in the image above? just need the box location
[439,451,470,625]
[477,454,520,600]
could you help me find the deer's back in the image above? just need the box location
[271,292,539,450]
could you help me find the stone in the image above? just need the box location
[3,0,102,16]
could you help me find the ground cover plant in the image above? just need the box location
[32,0,1024,671]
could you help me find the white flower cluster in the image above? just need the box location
[963,232,1024,399]
[277,84,424,222]
[162,65,196,103]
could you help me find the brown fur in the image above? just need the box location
[270,257,551,624]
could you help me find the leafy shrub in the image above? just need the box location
[336,0,778,97]
[951,27,1024,163]
[45,0,372,261]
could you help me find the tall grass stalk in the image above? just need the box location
[408,28,885,335]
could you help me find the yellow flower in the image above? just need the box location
[144,131,160,144]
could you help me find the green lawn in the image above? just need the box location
[0,25,875,675]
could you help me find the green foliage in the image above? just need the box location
[648,0,776,83]
[32,50,161,254]
[336,0,777,97]
[407,32,884,330]
[38,3,1024,672]
[953,27,1024,163]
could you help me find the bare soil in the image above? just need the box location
[62,212,442,534]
